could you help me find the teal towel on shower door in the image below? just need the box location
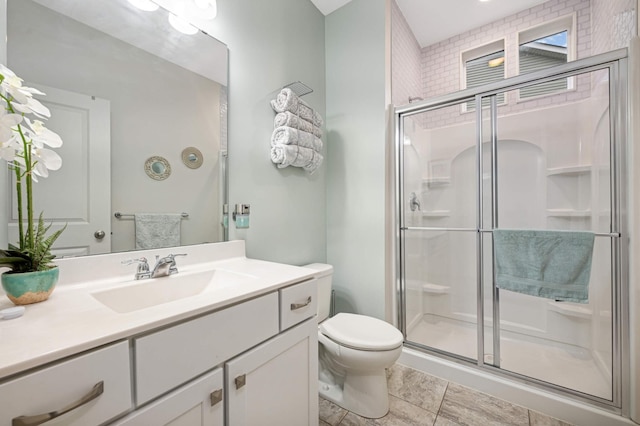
[492,229,595,303]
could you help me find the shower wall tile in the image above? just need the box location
[437,383,529,426]
[419,0,593,130]
[591,0,636,55]
[391,0,422,108]
[386,364,448,413]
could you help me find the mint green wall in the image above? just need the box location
[209,0,327,265]
[325,0,388,319]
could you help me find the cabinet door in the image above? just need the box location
[113,369,223,426]
[226,318,318,426]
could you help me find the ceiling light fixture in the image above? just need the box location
[190,0,217,20]
[168,13,199,35]
[127,0,159,12]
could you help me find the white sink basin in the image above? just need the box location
[91,269,254,313]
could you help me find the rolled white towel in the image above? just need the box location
[270,88,323,127]
[274,111,322,138]
[271,126,323,152]
[270,143,323,174]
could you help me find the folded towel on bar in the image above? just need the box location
[274,111,322,138]
[493,229,595,303]
[270,88,323,127]
[271,126,323,153]
[135,213,182,250]
[270,143,323,174]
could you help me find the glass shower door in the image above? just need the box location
[401,102,479,361]
[398,57,624,406]
[481,67,616,400]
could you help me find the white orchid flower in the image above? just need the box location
[31,147,62,181]
[23,117,63,148]
[0,64,50,118]
[0,107,22,142]
[0,136,19,162]
[12,97,50,119]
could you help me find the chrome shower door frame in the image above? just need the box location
[394,48,629,413]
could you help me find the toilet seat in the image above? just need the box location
[319,313,403,351]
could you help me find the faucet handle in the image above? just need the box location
[122,257,150,279]
[122,257,148,268]
[166,254,187,274]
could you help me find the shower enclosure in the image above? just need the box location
[395,49,628,408]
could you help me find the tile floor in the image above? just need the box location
[319,364,573,426]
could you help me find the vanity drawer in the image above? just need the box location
[0,341,131,426]
[134,292,279,405]
[279,278,317,331]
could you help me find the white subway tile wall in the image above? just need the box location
[391,0,422,108]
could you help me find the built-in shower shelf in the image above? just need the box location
[422,283,450,294]
[422,210,451,218]
[548,302,592,319]
[422,177,450,187]
[546,209,591,217]
[546,165,592,176]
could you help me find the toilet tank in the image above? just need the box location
[302,263,333,322]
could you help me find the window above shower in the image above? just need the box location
[517,15,576,100]
[462,39,506,112]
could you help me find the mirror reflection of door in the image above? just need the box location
[9,85,111,257]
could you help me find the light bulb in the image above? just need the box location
[190,0,217,19]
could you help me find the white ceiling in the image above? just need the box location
[309,0,352,15]
[311,0,549,48]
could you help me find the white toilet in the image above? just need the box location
[303,263,404,419]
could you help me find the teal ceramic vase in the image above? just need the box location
[1,267,59,305]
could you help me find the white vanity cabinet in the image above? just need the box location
[0,341,132,426]
[0,272,319,426]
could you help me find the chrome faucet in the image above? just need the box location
[151,253,187,278]
[409,192,421,212]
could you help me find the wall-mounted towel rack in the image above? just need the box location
[114,212,189,219]
[283,81,313,97]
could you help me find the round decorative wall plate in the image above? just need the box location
[182,147,203,169]
[145,156,171,180]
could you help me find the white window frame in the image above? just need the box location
[460,38,506,113]
[516,14,577,102]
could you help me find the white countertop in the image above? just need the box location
[0,241,316,380]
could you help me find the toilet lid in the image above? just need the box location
[319,313,403,351]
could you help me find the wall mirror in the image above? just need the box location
[4,0,228,257]
[182,147,204,169]
[145,156,172,181]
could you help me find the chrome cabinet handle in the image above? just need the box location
[290,296,312,311]
[210,389,223,406]
[12,381,104,426]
